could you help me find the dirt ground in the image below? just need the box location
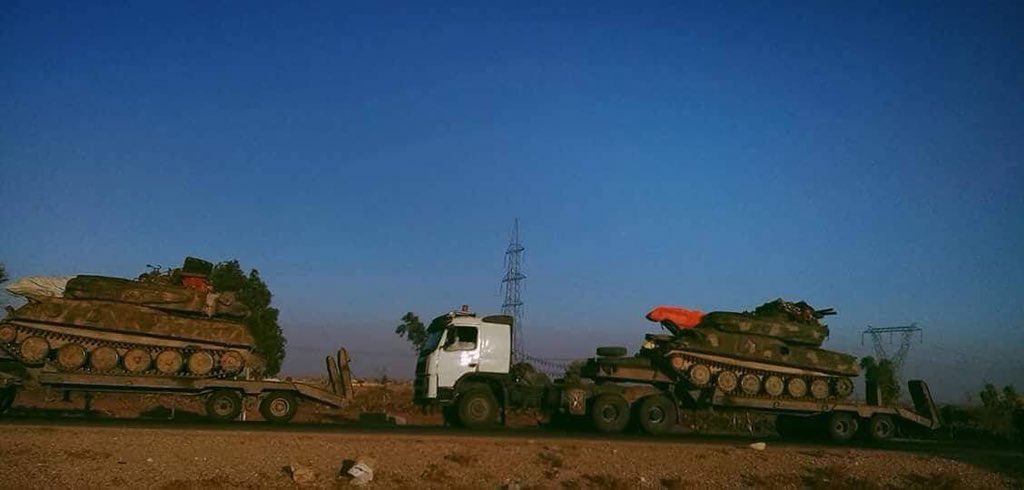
[1,422,1019,489]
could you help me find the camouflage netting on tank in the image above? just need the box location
[64,275,248,318]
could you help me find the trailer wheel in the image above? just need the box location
[827,412,859,443]
[259,391,298,423]
[457,389,498,429]
[205,390,243,422]
[868,414,897,441]
[637,395,676,435]
[590,394,630,433]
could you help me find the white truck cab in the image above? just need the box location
[414,307,512,404]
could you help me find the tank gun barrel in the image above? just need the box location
[814,308,836,318]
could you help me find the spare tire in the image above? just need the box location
[596,346,627,357]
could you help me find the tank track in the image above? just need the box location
[0,322,248,379]
[662,350,854,401]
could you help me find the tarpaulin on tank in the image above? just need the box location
[5,276,74,300]
[646,306,704,333]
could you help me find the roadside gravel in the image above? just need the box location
[1,424,1018,488]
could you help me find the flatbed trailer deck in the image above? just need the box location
[580,354,941,442]
[0,349,354,423]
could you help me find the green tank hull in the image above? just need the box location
[667,328,858,376]
[0,297,260,378]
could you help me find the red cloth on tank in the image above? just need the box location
[645,306,704,329]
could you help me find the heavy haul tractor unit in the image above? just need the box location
[0,258,353,422]
[414,304,941,443]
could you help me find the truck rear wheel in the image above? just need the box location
[205,389,243,422]
[637,395,676,435]
[827,412,859,443]
[259,391,298,423]
[590,394,630,433]
[458,389,498,429]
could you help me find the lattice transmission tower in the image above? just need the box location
[501,219,526,360]
[861,323,923,377]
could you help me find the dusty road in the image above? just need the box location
[2,420,1020,489]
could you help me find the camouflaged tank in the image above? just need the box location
[642,299,859,401]
[0,259,262,379]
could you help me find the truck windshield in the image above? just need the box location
[421,329,444,353]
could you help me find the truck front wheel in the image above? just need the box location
[637,395,676,435]
[458,389,498,429]
[590,394,630,433]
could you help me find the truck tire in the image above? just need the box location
[259,391,298,423]
[827,412,859,443]
[590,394,630,433]
[637,395,676,435]
[205,389,243,422]
[458,388,498,429]
[596,346,627,358]
[868,414,896,441]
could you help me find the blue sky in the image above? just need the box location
[2,2,1021,401]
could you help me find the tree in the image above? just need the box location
[0,263,7,283]
[860,356,900,404]
[209,260,286,376]
[395,312,427,351]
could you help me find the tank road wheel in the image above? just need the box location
[89,346,119,372]
[220,352,244,374]
[868,414,897,441]
[187,352,215,376]
[155,350,183,375]
[787,378,808,398]
[716,371,738,393]
[0,324,17,343]
[688,364,712,387]
[740,374,761,396]
[457,388,498,429]
[206,389,243,422]
[764,375,785,397]
[123,348,152,373]
[834,377,854,398]
[827,412,860,443]
[259,391,298,423]
[590,394,631,433]
[637,395,676,435]
[669,355,686,372]
[57,343,88,370]
[810,379,830,400]
[20,336,50,364]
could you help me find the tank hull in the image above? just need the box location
[644,329,859,401]
[0,297,260,378]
